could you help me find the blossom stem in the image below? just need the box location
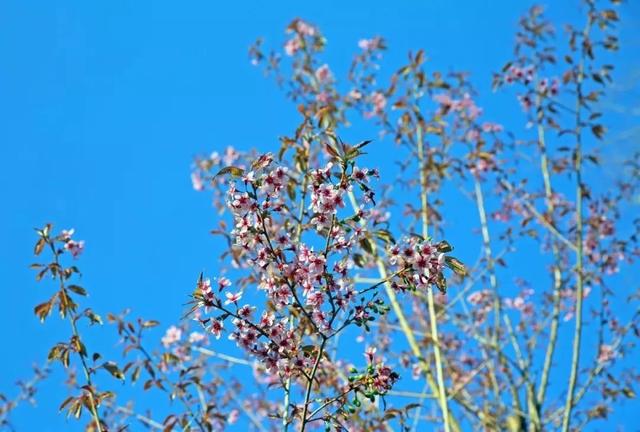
[535,92,564,409]
[48,241,103,432]
[473,177,536,426]
[417,123,451,432]
[561,8,592,431]
[300,337,327,432]
[306,385,355,422]
[284,152,310,432]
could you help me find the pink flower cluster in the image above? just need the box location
[466,289,493,324]
[597,344,616,364]
[284,19,317,56]
[351,347,399,396]
[191,156,391,382]
[61,229,85,259]
[365,92,386,118]
[433,93,482,120]
[314,64,332,84]
[196,274,312,378]
[504,288,535,318]
[358,37,384,51]
[536,77,560,96]
[505,65,536,85]
[161,325,182,348]
[387,238,447,291]
[469,156,496,177]
[503,65,560,98]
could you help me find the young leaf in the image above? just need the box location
[103,361,125,381]
[212,166,245,182]
[67,285,87,296]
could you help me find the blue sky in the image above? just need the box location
[1,1,638,430]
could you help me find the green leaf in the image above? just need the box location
[591,124,606,140]
[34,238,46,256]
[354,140,372,149]
[103,361,125,381]
[445,256,467,276]
[434,273,447,294]
[324,141,340,159]
[34,300,53,323]
[48,345,63,362]
[359,237,374,254]
[85,310,103,325]
[35,267,49,281]
[67,285,87,296]
[212,166,244,182]
[353,254,366,268]
[141,320,160,328]
[131,366,141,383]
[436,241,453,253]
[58,396,75,412]
[375,229,396,245]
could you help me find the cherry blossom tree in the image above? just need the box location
[3,1,638,431]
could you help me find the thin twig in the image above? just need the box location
[561,8,592,431]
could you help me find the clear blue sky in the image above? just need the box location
[1,1,638,430]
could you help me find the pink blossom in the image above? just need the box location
[225,291,242,305]
[550,78,560,96]
[412,363,422,380]
[492,211,510,222]
[465,128,480,142]
[467,290,489,305]
[315,91,330,104]
[358,37,382,51]
[460,93,482,119]
[188,331,206,344]
[524,65,535,83]
[510,66,524,81]
[597,344,615,364]
[372,364,398,393]
[433,93,453,108]
[64,239,85,258]
[315,64,332,83]
[161,326,182,348]
[238,304,255,319]
[208,151,221,165]
[217,276,232,291]
[227,409,240,425]
[348,89,363,100]
[61,229,75,241]
[518,94,533,111]
[364,346,377,363]
[296,20,316,36]
[210,319,224,339]
[370,91,386,114]
[537,78,548,94]
[284,37,301,56]
[470,157,494,176]
[222,146,239,166]
[191,172,205,191]
[482,122,504,133]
